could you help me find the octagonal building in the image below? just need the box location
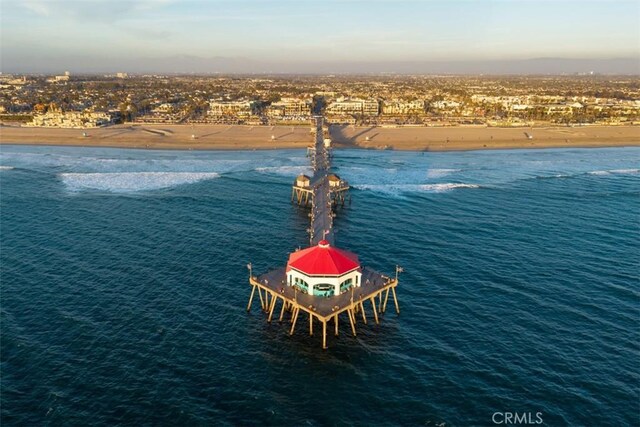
[286,240,362,297]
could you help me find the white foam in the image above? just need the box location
[354,182,479,194]
[419,183,480,193]
[353,184,405,194]
[0,166,14,170]
[255,165,312,176]
[60,172,220,193]
[589,169,639,176]
[609,169,639,174]
[426,168,460,178]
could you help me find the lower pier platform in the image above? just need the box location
[247,266,399,349]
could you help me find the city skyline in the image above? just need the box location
[1,0,639,74]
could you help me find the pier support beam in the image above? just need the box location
[370,297,379,324]
[392,287,400,314]
[334,314,339,336]
[279,300,287,322]
[247,284,257,312]
[347,308,357,336]
[382,288,390,313]
[290,307,300,335]
[309,312,313,336]
[267,295,277,322]
[322,321,327,350]
[264,291,270,313]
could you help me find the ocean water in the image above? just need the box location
[1,144,638,426]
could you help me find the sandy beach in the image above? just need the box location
[1,123,638,151]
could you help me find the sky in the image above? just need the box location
[1,0,639,73]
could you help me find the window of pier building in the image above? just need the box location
[340,278,353,293]
[293,276,309,293]
[313,283,335,297]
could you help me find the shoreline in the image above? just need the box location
[1,123,638,152]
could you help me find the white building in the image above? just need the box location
[29,110,112,128]
[267,97,311,117]
[326,98,379,116]
[208,100,257,117]
[286,240,362,297]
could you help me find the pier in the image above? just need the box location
[248,116,400,349]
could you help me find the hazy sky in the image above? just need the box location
[1,0,639,73]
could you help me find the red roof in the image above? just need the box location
[287,241,360,276]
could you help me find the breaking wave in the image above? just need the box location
[0,166,14,170]
[354,182,480,194]
[59,172,220,193]
[419,183,480,192]
[589,169,639,176]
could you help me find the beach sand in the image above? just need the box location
[1,123,638,151]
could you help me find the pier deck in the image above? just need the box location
[248,267,399,349]
[250,267,397,320]
[309,116,334,245]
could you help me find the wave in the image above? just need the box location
[0,166,14,170]
[59,172,220,193]
[354,182,480,194]
[426,168,461,178]
[0,150,307,176]
[255,165,312,176]
[420,182,480,193]
[589,169,639,176]
[419,183,480,192]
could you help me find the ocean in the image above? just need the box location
[1,144,638,426]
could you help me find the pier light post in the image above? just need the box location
[395,265,404,282]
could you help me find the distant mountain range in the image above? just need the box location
[3,55,639,75]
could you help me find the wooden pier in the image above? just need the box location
[248,116,400,349]
[247,266,400,350]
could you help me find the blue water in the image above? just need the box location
[1,145,639,426]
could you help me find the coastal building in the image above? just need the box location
[430,100,461,109]
[28,108,113,128]
[545,104,574,115]
[208,100,257,117]
[326,98,379,116]
[287,240,362,297]
[267,97,312,118]
[381,100,425,115]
